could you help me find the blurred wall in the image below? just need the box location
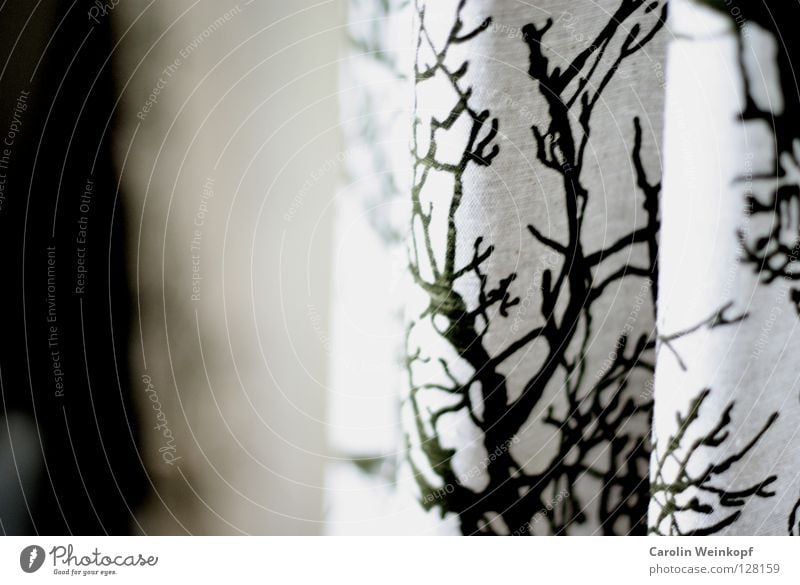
[115,0,343,534]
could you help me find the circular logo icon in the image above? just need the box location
[20,545,45,573]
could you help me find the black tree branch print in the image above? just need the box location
[708,2,800,314]
[695,1,800,534]
[650,388,778,536]
[649,296,779,534]
[405,0,666,535]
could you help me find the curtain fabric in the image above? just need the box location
[652,0,800,537]
[403,0,665,536]
[337,0,800,535]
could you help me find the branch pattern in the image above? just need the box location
[650,388,778,536]
[405,0,666,535]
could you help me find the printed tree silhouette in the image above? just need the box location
[739,164,800,313]
[716,2,800,314]
[405,0,666,535]
[651,299,781,534]
[649,388,778,535]
[702,1,800,534]
[790,497,800,536]
[657,301,746,371]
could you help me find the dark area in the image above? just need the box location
[0,0,146,534]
